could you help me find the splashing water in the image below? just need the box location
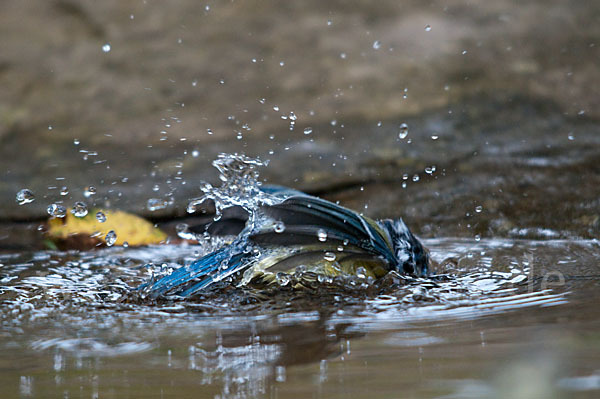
[186,153,281,225]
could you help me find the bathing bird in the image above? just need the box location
[141,186,429,298]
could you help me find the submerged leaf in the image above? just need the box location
[47,209,167,249]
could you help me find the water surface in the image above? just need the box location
[2,238,598,398]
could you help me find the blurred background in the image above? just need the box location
[1,2,600,398]
[1,0,599,241]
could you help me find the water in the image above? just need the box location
[1,238,598,398]
[15,189,35,205]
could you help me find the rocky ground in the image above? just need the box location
[1,0,598,246]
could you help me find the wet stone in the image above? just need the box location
[0,1,597,244]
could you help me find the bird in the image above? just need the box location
[140,185,430,298]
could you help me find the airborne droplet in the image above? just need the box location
[71,202,88,218]
[96,211,107,223]
[273,221,286,233]
[83,186,97,198]
[398,123,409,139]
[105,230,117,246]
[176,223,197,240]
[317,229,328,242]
[276,272,290,286]
[16,189,35,205]
[356,266,367,279]
[147,198,168,211]
[47,204,67,218]
[324,252,336,261]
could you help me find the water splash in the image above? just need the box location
[186,153,280,225]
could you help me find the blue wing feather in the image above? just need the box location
[141,244,249,298]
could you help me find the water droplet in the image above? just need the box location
[412,174,420,182]
[71,201,88,217]
[462,50,468,55]
[425,25,432,32]
[317,229,328,242]
[16,189,35,205]
[295,265,307,275]
[73,138,80,145]
[275,365,286,382]
[474,234,481,242]
[192,150,199,157]
[276,272,290,286]
[372,40,381,50]
[356,266,367,279]
[273,221,286,233]
[147,198,168,211]
[96,211,107,223]
[102,43,111,53]
[303,127,313,135]
[273,105,280,111]
[105,230,117,246]
[475,205,483,213]
[60,186,69,196]
[340,52,346,59]
[324,252,336,261]
[398,123,409,139]
[279,61,285,66]
[176,223,196,240]
[431,135,439,140]
[83,186,97,198]
[47,204,67,218]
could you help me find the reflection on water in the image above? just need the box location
[1,238,599,398]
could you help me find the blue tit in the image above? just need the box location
[141,186,429,298]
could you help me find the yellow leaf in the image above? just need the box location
[47,209,167,248]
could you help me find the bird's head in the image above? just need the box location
[380,219,429,277]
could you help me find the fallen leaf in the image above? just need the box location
[47,209,167,249]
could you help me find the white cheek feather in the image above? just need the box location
[393,219,410,236]
[396,250,410,263]
[392,219,412,263]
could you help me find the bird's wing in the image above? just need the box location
[251,195,396,264]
